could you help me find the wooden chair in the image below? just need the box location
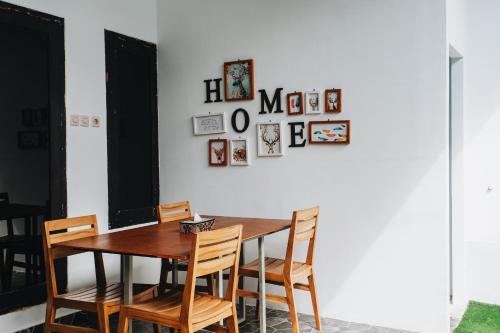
[157,201,214,294]
[117,224,243,333]
[43,215,158,333]
[237,206,321,333]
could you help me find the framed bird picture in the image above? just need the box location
[308,120,350,144]
[287,92,303,115]
[325,88,342,113]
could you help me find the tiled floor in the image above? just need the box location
[21,306,413,333]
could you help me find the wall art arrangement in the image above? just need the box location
[199,58,351,167]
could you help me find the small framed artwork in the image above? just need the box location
[304,90,321,115]
[193,113,227,135]
[325,88,342,113]
[309,120,350,144]
[209,139,228,166]
[230,138,249,166]
[224,59,254,101]
[257,122,284,157]
[287,92,303,116]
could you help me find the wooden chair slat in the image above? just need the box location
[49,228,97,245]
[295,218,316,234]
[198,239,239,261]
[157,201,191,223]
[196,254,236,277]
[45,215,97,232]
[295,228,315,242]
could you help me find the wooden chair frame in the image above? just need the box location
[43,215,156,333]
[237,206,321,332]
[117,225,243,333]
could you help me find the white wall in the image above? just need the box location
[462,0,500,306]
[0,1,157,331]
[157,1,449,332]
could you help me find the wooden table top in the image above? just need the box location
[0,203,46,219]
[53,215,291,260]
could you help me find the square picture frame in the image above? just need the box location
[325,88,342,113]
[257,121,284,157]
[287,92,303,116]
[193,113,227,135]
[224,59,255,101]
[208,139,228,166]
[309,120,350,144]
[304,90,321,115]
[230,138,250,166]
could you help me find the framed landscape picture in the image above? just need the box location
[208,139,228,166]
[193,113,227,135]
[257,122,284,157]
[309,120,350,144]
[287,92,303,116]
[325,88,342,113]
[230,138,249,166]
[304,90,321,115]
[224,59,254,101]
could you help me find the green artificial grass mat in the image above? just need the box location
[455,301,500,333]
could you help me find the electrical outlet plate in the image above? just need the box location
[91,116,101,128]
[80,115,89,127]
[70,114,79,126]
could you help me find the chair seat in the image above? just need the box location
[239,257,312,282]
[55,282,157,307]
[124,291,232,328]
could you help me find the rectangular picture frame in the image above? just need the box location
[309,120,350,144]
[257,121,284,157]
[287,91,303,116]
[304,90,322,115]
[193,112,227,135]
[208,138,228,166]
[325,88,342,113]
[224,59,255,101]
[230,138,250,166]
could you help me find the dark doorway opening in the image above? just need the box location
[0,1,66,314]
[105,30,159,230]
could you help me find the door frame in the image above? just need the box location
[0,0,67,314]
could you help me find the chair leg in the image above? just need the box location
[255,281,260,320]
[96,304,110,333]
[153,324,162,333]
[308,273,321,330]
[117,309,129,333]
[44,298,56,333]
[227,304,239,333]
[206,273,216,296]
[3,249,14,292]
[284,281,300,333]
[159,258,171,293]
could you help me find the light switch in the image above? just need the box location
[91,116,101,128]
[80,115,89,127]
[70,114,79,126]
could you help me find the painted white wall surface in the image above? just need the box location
[157,1,449,332]
[462,0,500,306]
[0,1,157,331]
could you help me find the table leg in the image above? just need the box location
[172,259,178,289]
[258,236,266,333]
[121,255,133,333]
[218,269,224,325]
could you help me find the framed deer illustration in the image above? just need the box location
[257,121,284,157]
[208,139,228,166]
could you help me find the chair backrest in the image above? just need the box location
[0,192,9,207]
[43,215,106,297]
[157,201,191,223]
[284,206,320,275]
[180,225,243,323]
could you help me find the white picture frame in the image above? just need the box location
[304,90,322,115]
[256,121,284,157]
[192,112,227,135]
[230,138,250,166]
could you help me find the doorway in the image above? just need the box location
[449,46,465,306]
[105,30,159,230]
[0,1,66,314]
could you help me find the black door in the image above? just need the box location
[105,30,159,229]
[0,1,66,314]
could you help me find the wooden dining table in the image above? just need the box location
[53,215,291,333]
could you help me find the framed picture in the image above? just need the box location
[224,59,254,101]
[193,113,227,135]
[257,122,284,157]
[325,88,342,113]
[287,92,303,116]
[309,120,350,144]
[304,90,321,115]
[209,139,228,166]
[230,138,249,166]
